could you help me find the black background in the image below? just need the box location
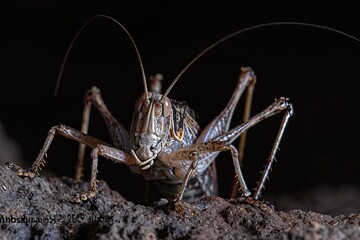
[2,2,359,204]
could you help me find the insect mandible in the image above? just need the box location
[6,15,360,205]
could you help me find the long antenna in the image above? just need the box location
[163,22,360,97]
[54,15,148,99]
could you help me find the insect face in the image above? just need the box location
[130,91,172,169]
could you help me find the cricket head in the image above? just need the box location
[130,74,172,170]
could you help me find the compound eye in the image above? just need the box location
[161,97,172,117]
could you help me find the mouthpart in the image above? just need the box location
[130,149,156,170]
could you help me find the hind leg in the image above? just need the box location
[196,67,256,144]
[75,86,130,181]
[196,67,256,196]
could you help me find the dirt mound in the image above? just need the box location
[1,166,360,239]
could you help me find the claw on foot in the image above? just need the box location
[5,162,36,178]
[238,196,274,211]
[173,200,198,218]
[72,191,96,203]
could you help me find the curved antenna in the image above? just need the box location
[164,22,360,97]
[54,15,148,98]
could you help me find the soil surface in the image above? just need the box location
[1,165,360,240]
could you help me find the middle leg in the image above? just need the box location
[161,97,293,201]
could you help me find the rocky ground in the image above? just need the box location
[1,165,360,240]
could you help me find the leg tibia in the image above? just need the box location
[197,67,256,143]
[85,86,130,150]
[76,86,130,181]
[31,124,110,175]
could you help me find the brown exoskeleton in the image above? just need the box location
[7,16,359,207]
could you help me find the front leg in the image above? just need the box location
[73,143,134,202]
[158,141,249,218]
[161,141,251,202]
[7,124,134,202]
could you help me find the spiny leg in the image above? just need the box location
[238,75,256,164]
[231,74,256,198]
[168,142,249,217]
[7,126,61,177]
[173,142,251,202]
[162,97,293,202]
[73,143,134,202]
[175,160,199,202]
[8,124,133,180]
[196,67,256,143]
[31,126,57,176]
[214,99,294,200]
[76,86,130,181]
[253,107,292,199]
[74,147,99,202]
[191,67,257,198]
[76,100,91,181]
